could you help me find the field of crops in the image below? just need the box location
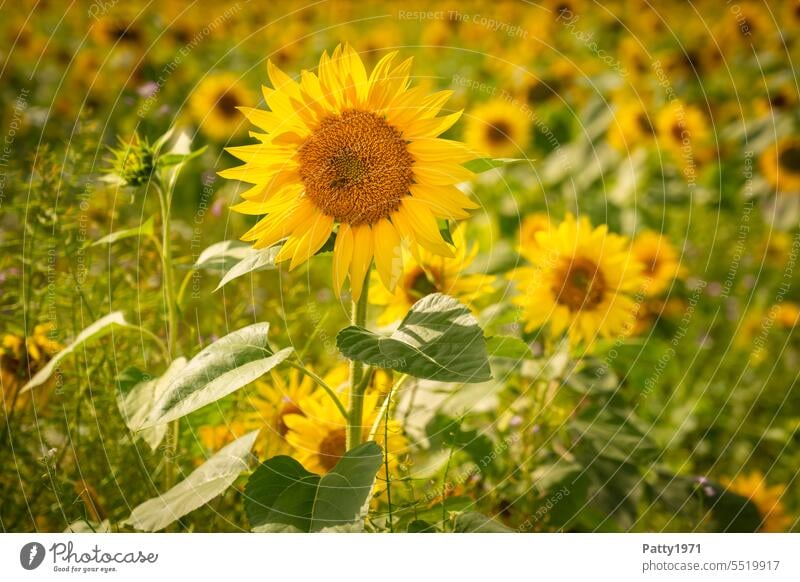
[1,0,798,533]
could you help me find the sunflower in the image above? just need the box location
[722,472,793,532]
[608,100,657,152]
[370,224,495,325]
[631,230,683,295]
[760,138,800,193]
[220,44,477,300]
[655,101,711,162]
[510,214,643,346]
[770,302,800,328]
[189,73,255,141]
[464,98,531,159]
[518,212,552,257]
[1,324,62,412]
[284,378,407,477]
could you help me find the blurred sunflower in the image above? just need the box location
[655,101,711,162]
[510,214,643,346]
[464,98,531,159]
[518,212,552,257]
[770,302,800,328]
[189,73,255,141]
[722,472,792,532]
[221,44,477,300]
[608,100,657,152]
[370,224,495,325]
[760,138,800,193]
[284,379,407,477]
[1,324,62,411]
[631,230,683,295]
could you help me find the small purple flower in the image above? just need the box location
[137,81,159,98]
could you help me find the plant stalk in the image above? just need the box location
[346,272,371,450]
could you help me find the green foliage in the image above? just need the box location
[337,293,491,383]
[245,442,383,532]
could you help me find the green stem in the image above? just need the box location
[286,361,348,420]
[154,178,180,490]
[346,272,371,450]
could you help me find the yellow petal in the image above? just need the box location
[349,225,374,300]
[373,219,403,291]
[397,198,454,257]
[288,212,334,270]
[333,224,354,295]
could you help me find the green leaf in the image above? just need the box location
[141,323,292,427]
[215,246,280,290]
[193,240,252,272]
[564,358,618,394]
[337,293,491,383]
[158,146,207,168]
[407,519,436,532]
[485,336,532,359]
[463,157,528,173]
[125,431,258,532]
[116,358,188,450]
[454,511,513,532]
[92,216,155,246]
[21,312,132,393]
[246,442,383,533]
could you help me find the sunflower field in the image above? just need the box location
[1,0,799,534]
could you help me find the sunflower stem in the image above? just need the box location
[347,274,371,450]
[154,177,180,490]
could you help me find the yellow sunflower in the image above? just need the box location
[464,98,531,159]
[655,101,711,162]
[760,138,800,193]
[608,100,657,152]
[631,230,683,296]
[770,302,800,328]
[1,324,62,412]
[220,44,477,300]
[284,381,407,478]
[370,224,495,325]
[722,472,793,532]
[189,73,256,141]
[510,214,643,346]
[518,212,552,257]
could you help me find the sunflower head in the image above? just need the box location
[722,472,792,532]
[220,44,478,300]
[107,134,155,187]
[511,214,643,346]
[631,230,683,296]
[464,98,531,159]
[760,137,800,193]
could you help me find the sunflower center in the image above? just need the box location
[778,145,800,173]
[637,113,655,135]
[217,91,240,118]
[318,428,347,471]
[298,110,414,226]
[553,257,607,311]
[276,401,303,437]
[486,120,512,144]
[406,266,438,299]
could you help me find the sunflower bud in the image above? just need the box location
[106,134,155,187]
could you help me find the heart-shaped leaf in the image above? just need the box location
[337,293,491,383]
[141,323,291,427]
[126,430,259,532]
[116,358,188,450]
[245,441,383,533]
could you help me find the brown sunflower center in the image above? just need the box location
[778,145,800,173]
[217,91,240,118]
[298,110,414,226]
[318,428,347,471]
[486,120,512,145]
[637,113,655,136]
[276,401,303,437]
[553,257,607,311]
[405,266,439,299]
